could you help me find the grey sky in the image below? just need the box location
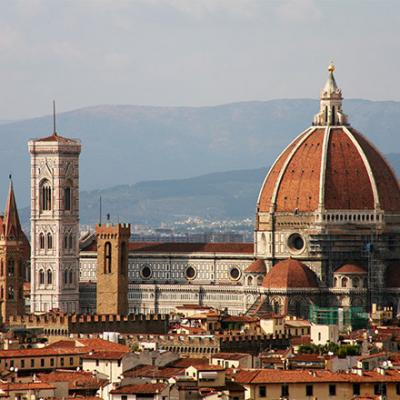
[0,0,399,120]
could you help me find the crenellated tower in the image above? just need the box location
[28,131,81,313]
[96,223,130,315]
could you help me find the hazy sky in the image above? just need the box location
[0,0,399,119]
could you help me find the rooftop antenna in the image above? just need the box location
[53,100,57,134]
[99,196,102,225]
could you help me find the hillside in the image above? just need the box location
[2,99,400,212]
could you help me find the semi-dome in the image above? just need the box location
[244,259,266,274]
[262,258,319,289]
[257,65,400,214]
[334,263,367,275]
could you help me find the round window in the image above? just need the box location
[141,265,152,279]
[288,233,305,251]
[229,267,241,280]
[185,266,196,280]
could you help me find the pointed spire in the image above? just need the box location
[4,176,22,240]
[53,100,58,136]
[313,63,348,126]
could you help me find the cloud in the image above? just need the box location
[276,0,322,22]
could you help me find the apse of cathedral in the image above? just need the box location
[25,64,400,318]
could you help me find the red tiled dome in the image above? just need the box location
[262,259,319,289]
[244,259,266,274]
[334,263,367,275]
[385,264,400,288]
[257,126,400,214]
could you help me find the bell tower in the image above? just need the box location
[28,130,81,314]
[96,223,130,315]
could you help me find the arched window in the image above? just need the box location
[7,259,14,276]
[353,277,359,288]
[69,234,73,250]
[334,277,338,287]
[64,234,68,249]
[341,277,348,288]
[39,269,45,285]
[47,269,52,285]
[120,241,126,275]
[47,233,53,249]
[64,269,68,285]
[69,270,73,285]
[40,179,52,211]
[257,276,263,286]
[273,301,280,314]
[105,242,112,274]
[39,233,45,249]
[247,276,253,286]
[64,185,72,211]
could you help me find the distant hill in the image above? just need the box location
[2,99,400,213]
[18,154,400,227]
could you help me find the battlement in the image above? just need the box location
[96,223,131,238]
[9,312,169,335]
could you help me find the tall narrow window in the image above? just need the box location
[39,233,45,249]
[7,259,14,276]
[39,269,45,285]
[64,186,72,211]
[0,286,3,299]
[332,105,336,125]
[105,242,112,274]
[64,234,68,249]
[64,269,68,285]
[8,286,14,299]
[69,270,73,285]
[120,241,126,275]
[40,179,52,211]
[0,260,3,276]
[47,269,52,285]
[47,233,53,249]
[69,234,73,250]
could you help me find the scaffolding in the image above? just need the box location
[309,304,368,330]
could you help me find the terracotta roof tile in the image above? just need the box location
[262,258,319,289]
[110,383,167,394]
[244,259,266,274]
[335,263,367,274]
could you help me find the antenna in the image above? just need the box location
[99,196,102,225]
[53,100,56,134]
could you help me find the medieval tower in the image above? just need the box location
[0,181,29,320]
[96,223,130,315]
[29,131,81,313]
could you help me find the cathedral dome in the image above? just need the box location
[262,258,319,289]
[257,66,400,215]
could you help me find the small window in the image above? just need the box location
[40,359,45,367]
[40,179,52,211]
[47,233,53,249]
[396,383,400,395]
[50,358,54,367]
[374,383,386,396]
[121,396,127,400]
[31,359,34,367]
[281,384,289,397]
[21,359,25,368]
[64,186,72,211]
[64,234,68,249]
[39,270,45,285]
[39,233,45,249]
[47,269,52,285]
[64,269,68,285]
[69,234,73,250]
[61,358,64,367]
[69,270,73,285]
[259,386,266,397]
[8,286,14,299]
[69,357,74,365]
[96,360,99,367]
[306,384,313,396]
[105,242,112,274]
[7,259,14,276]
[353,383,360,395]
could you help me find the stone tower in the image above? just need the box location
[0,181,29,320]
[28,132,81,313]
[96,223,130,315]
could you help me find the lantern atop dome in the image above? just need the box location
[313,63,348,126]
